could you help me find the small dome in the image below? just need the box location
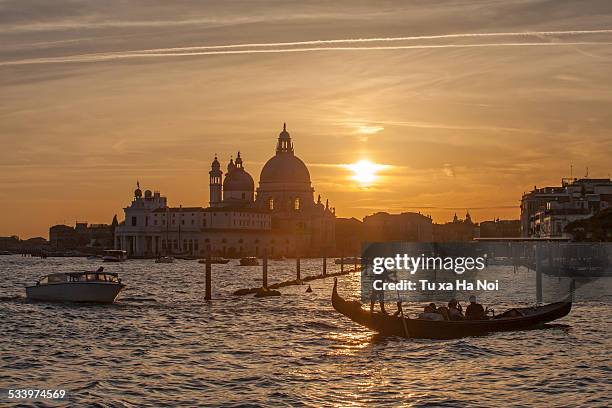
[134,181,142,198]
[211,155,220,169]
[224,168,254,191]
[227,158,236,173]
[260,154,311,184]
[144,190,152,198]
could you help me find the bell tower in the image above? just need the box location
[209,155,223,207]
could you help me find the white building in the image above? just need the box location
[521,178,612,238]
[115,124,335,257]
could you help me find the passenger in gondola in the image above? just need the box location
[418,304,444,321]
[448,299,464,320]
[465,295,486,320]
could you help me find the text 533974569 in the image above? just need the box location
[7,389,66,400]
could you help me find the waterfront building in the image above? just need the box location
[49,221,114,250]
[521,178,612,238]
[362,212,434,242]
[479,219,520,238]
[433,211,478,242]
[114,124,336,257]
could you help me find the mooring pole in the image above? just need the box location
[263,250,268,289]
[354,254,358,272]
[535,242,542,304]
[296,257,301,281]
[323,252,327,277]
[205,253,212,301]
[340,250,344,273]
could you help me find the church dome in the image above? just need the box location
[223,152,254,192]
[223,169,254,191]
[259,123,311,185]
[260,154,311,184]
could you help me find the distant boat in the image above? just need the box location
[0,250,12,255]
[239,257,259,266]
[102,250,127,262]
[198,257,230,264]
[26,270,125,303]
[335,257,360,265]
[87,255,102,260]
[155,256,175,263]
[270,255,286,261]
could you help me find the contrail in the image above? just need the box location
[2,40,612,67]
[131,29,612,53]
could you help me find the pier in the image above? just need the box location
[231,254,361,296]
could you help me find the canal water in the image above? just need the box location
[0,256,610,407]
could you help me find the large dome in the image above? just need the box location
[223,168,254,191]
[260,154,311,184]
[259,124,312,185]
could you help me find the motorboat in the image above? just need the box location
[87,255,102,260]
[155,256,175,263]
[26,269,125,303]
[239,257,260,266]
[198,257,230,264]
[102,250,127,262]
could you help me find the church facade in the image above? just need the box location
[114,124,336,258]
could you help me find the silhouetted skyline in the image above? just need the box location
[1,1,611,238]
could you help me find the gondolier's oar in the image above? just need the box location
[395,287,410,338]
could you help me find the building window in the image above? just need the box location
[131,217,137,226]
[269,198,274,210]
[294,198,300,210]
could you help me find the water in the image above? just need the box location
[0,256,610,407]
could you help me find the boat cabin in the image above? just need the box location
[36,272,121,285]
[103,250,128,261]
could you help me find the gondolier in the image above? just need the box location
[369,266,393,314]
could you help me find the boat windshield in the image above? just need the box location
[67,273,120,283]
[38,274,68,284]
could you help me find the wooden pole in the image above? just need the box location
[354,254,358,271]
[340,250,344,273]
[263,250,268,288]
[205,253,212,301]
[535,243,542,304]
[323,253,327,276]
[296,257,301,281]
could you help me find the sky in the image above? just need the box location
[1,0,612,238]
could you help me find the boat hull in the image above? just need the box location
[26,282,125,303]
[331,279,571,339]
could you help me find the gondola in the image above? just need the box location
[331,278,572,339]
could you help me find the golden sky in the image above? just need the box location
[1,1,612,238]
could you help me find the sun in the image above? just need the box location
[347,160,385,186]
